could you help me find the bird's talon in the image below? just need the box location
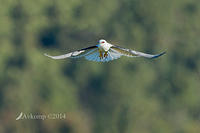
[98,49,103,59]
[104,52,108,58]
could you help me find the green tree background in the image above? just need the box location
[0,0,200,133]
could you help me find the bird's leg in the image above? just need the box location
[104,51,108,58]
[99,49,103,59]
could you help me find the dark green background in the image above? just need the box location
[0,0,200,132]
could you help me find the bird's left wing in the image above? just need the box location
[44,46,98,59]
[110,45,165,59]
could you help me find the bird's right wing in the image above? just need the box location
[44,46,98,59]
[110,45,166,59]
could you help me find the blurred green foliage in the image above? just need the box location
[0,0,200,133]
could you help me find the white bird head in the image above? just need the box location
[99,39,107,44]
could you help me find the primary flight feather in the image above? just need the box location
[44,39,165,62]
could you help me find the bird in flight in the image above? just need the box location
[44,39,165,62]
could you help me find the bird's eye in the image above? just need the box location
[102,41,105,43]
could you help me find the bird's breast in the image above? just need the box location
[98,43,112,51]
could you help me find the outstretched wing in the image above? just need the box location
[110,45,166,59]
[44,46,98,59]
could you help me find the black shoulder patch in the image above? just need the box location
[79,45,97,51]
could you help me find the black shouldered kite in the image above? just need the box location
[44,39,165,62]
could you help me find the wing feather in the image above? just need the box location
[111,45,165,59]
[44,46,97,59]
[85,50,101,62]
